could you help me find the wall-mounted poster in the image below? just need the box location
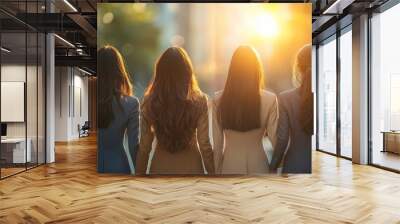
[97,3,312,175]
[1,82,25,122]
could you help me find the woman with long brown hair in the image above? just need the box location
[270,44,313,173]
[212,46,278,174]
[97,45,139,174]
[135,47,215,175]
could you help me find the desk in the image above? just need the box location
[381,131,400,154]
[1,138,31,164]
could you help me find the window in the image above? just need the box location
[339,28,352,158]
[317,36,337,154]
[370,2,400,171]
[312,45,317,150]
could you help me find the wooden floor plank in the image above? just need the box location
[0,135,400,223]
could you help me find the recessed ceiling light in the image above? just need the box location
[63,0,78,12]
[54,34,75,48]
[78,67,93,76]
[323,0,354,15]
[1,47,11,53]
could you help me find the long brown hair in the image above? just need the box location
[142,47,203,153]
[98,45,133,128]
[218,46,264,132]
[292,44,313,135]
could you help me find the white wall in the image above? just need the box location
[1,65,26,139]
[1,82,25,122]
[55,66,70,141]
[54,67,89,141]
[1,65,38,138]
[72,73,89,138]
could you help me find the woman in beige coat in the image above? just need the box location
[212,46,278,174]
[135,47,215,175]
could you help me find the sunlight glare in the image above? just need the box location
[252,13,279,38]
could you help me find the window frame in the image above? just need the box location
[315,24,353,161]
[367,0,400,173]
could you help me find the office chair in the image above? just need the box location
[79,121,90,138]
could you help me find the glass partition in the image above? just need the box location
[0,1,46,179]
[1,31,28,178]
[370,3,400,171]
[312,45,317,150]
[317,36,337,154]
[339,28,352,158]
[38,32,45,165]
[27,31,38,169]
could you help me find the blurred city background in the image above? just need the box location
[98,3,311,98]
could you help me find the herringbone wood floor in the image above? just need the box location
[1,135,400,224]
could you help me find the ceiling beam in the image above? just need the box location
[322,0,356,14]
[67,13,97,44]
[55,55,96,72]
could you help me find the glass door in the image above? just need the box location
[370,3,400,171]
[0,1,47,179]
[317,35,337,155]
[1,30,28,178]
[339,27,352,159]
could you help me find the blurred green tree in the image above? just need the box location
[98,4,161,97]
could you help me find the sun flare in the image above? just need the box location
[252,13,279,38]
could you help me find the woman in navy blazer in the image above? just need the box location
[270,45,313,173]
[97,46,139,174]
